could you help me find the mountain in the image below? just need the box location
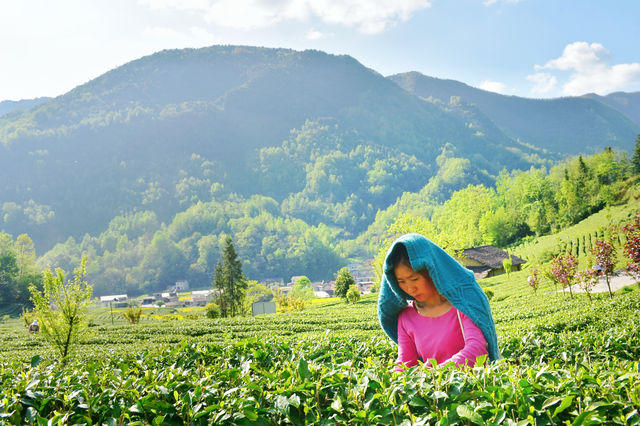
[1,45,638,293]
[0,97,50,117]
[0,46,534,252]
[583,92,640,126]
[389,72,640,155]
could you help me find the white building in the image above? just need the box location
[99,294,128,307]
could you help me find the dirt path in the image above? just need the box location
[566,273,638,294]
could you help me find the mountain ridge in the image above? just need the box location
[0,45,638,258]
[388,71,640,155]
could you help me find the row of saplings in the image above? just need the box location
[526,212,640,300]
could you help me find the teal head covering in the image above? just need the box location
[377,233,500,361]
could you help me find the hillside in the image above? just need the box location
[389,72,640,155]
[0,97,50,117]
[0,45,639,294]
[584,91,640,126]
[0,46,534,253]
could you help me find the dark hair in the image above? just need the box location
[390,243,433,282]
[390,244,411,268]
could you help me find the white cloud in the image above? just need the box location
[478,80,508,94]
[537,42,640,96]
[139,0,431,34]
[305,29,326,40]
[526,72,557,95]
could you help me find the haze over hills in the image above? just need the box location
[389,72,640,155]
[0,46,533,250]
[0,97,50,117]
[0,45,638,291]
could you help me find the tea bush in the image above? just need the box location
[1,288,639,424]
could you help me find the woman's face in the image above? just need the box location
[394,263,438,302]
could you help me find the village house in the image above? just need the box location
[347,259,376,294]
[311,280,334,297]
[172,280,190,292]
[191,289,215,306]
[99,294,128,308]
[456,246,526,279]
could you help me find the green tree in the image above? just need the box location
[0,251,19,306]
[15,234,37,276]
[632,134,640,175]
[346,284,361,303]
[291,276,315,301]
[212,236,247,317]
[334,267,355,299]
[502,253,513,277]
[29,255,93,364]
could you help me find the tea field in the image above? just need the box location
[1,271,639,425]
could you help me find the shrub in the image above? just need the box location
[483,287,495,301]
[346,285,361,304]
[206,302,221,319]
[123,305,143,324]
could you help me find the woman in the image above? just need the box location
[377,233,499,369]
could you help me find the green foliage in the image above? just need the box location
[122,305,143,324]
[290,276,315,301]
[502,254,513,277]
[212,236,247,317]
[273,288,306,312]
[633,134,640,175]
[334,267,355,299]
[345,284,361,303]
[483,287,495,301]
[28,256,93,363]
[0,233,42,307]
[205,302,221,319]
[1,288,640,424]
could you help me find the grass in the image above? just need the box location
[512,203,638,269]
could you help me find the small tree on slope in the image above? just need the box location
[29,255,93,365]
[592,239,616,298]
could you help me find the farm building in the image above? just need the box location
[456,246,526,279]
[191,289,215,306]
[99,294,128,308]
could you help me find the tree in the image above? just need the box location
[346,285,361,303]
[631,134,640,175]
[291,276,315,301]
[15,234,37,276]
[551,253,578,299]
[334,267,355,299]
[592,239,616,298]
[575,268,599,301]
[502,253,513,277]
[623,212,640,282]
[527,267,539,294]
[29,255,93,364]
[0,252,19,305]
[212,236,247,317]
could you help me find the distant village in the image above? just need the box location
[98,259,377,312]
[98,245,523,313]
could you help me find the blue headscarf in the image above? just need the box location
[377,233,500,361]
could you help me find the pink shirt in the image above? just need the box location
[396,303,488,370]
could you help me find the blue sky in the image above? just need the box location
[2,0,639,101]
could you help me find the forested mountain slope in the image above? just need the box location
[0,45,638,295]
[389,72,640,154]
[0,46,532,252]
[0,97,50,117]
[583,92,640,126]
